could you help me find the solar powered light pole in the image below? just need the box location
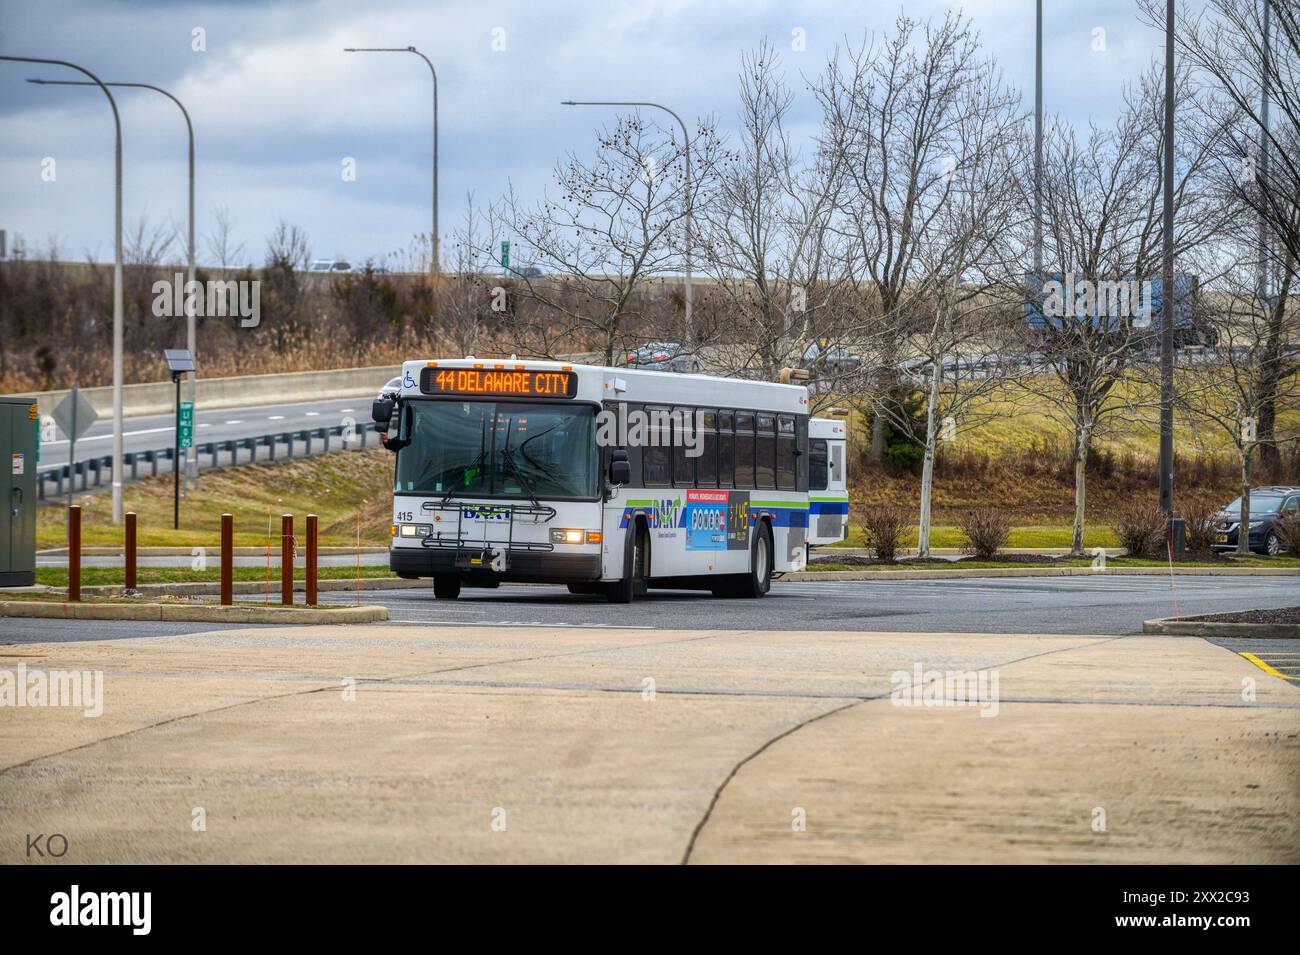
[343,46,439,273]
[1,55,126,523]
[164,349,195,530]
[27,78,200,486]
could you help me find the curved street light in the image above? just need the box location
[28,78,199,483]
[344,46,439,273]
[1,54,126,522]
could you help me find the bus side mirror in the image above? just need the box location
[372,398,394,430]
[609,449,631,485]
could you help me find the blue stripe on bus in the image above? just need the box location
[810,500,849,516]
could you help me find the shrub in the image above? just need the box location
[1113,499,1169,558]
[1180,497,1220,557]
[1275,511,1300,556]
[859,504,909,563]
[958,508,1011,559]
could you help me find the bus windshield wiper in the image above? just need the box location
[499,416,542,509]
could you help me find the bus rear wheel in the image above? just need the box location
[715,523,772,598]
[433,575,461,600]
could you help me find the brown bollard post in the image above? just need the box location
[281,514,294,606]
[220,513,233,606]
[306,514,318,606]
[68,504,82,602]
[125,511,137,591]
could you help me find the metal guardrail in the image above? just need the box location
[37,422,379,501]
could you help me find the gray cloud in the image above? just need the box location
[0,0,1179,266]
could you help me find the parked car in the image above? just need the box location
[625,341,701,373]
[1212,486,1300,556]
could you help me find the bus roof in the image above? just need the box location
[809,417,848,438]
[399,358,810,415]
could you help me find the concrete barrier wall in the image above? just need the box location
[13,364,404,418]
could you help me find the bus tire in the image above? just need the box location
[606,522,648,604]
[433,575,461,600]
[738,522,773,598]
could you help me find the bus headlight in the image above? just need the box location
[399,523,432,538]
[550,528,587,544]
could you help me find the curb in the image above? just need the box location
[0,599,388,625]
[38,546,384,557]
[791,566,1300,581]
[1143,615,1300,639]
[68,577,426,598]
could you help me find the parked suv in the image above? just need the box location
[1213,486,1300,556]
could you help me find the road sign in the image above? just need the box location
[50,387,97,442]
[178,401,194,450]
[500,241,509,269]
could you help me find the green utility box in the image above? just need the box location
[1,397,38,587]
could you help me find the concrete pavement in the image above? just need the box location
[1,623,1295,863]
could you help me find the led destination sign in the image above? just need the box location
[420,367,578,398]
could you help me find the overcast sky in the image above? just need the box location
[0,0,1177,267]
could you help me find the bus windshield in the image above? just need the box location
[395,400,599,499]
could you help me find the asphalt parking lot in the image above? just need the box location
[312,574,1300,636]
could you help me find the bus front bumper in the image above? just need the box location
[390,546,603,584]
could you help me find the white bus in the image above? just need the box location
[373,357,846,602]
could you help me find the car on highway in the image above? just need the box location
[1212,486,1300,556]
[307,259,354,273]
[378,375,403,398]
[625,341,701,373]
[800,339,861,377]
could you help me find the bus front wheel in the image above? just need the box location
[607,524,647,604]
[433,575,461,600]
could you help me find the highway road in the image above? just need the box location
[36,393,380,472]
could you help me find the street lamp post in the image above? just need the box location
[1034,0,1043,280]
[1159,0,1176,521]
[344,46,439,273]
[28,79,199,485]
[562,99,693,339]
[2,55,126,523]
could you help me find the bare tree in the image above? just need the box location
[1017,64,1232,555]
[815,12,1027,556]
[502,113,720,364]
[204,204,247,270]
[1173,245,1300,554]
[1147,0,1300,469]
[697,41,851,398]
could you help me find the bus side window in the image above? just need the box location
[830,441,843,484]
[776,415,796,490]
[755,413,776,489]
[718,411,735,487]
[643,405,671,486]
[698,410,717,487]
[672,406,695,487]
[734,412,755,488]
[809,439,829,491]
